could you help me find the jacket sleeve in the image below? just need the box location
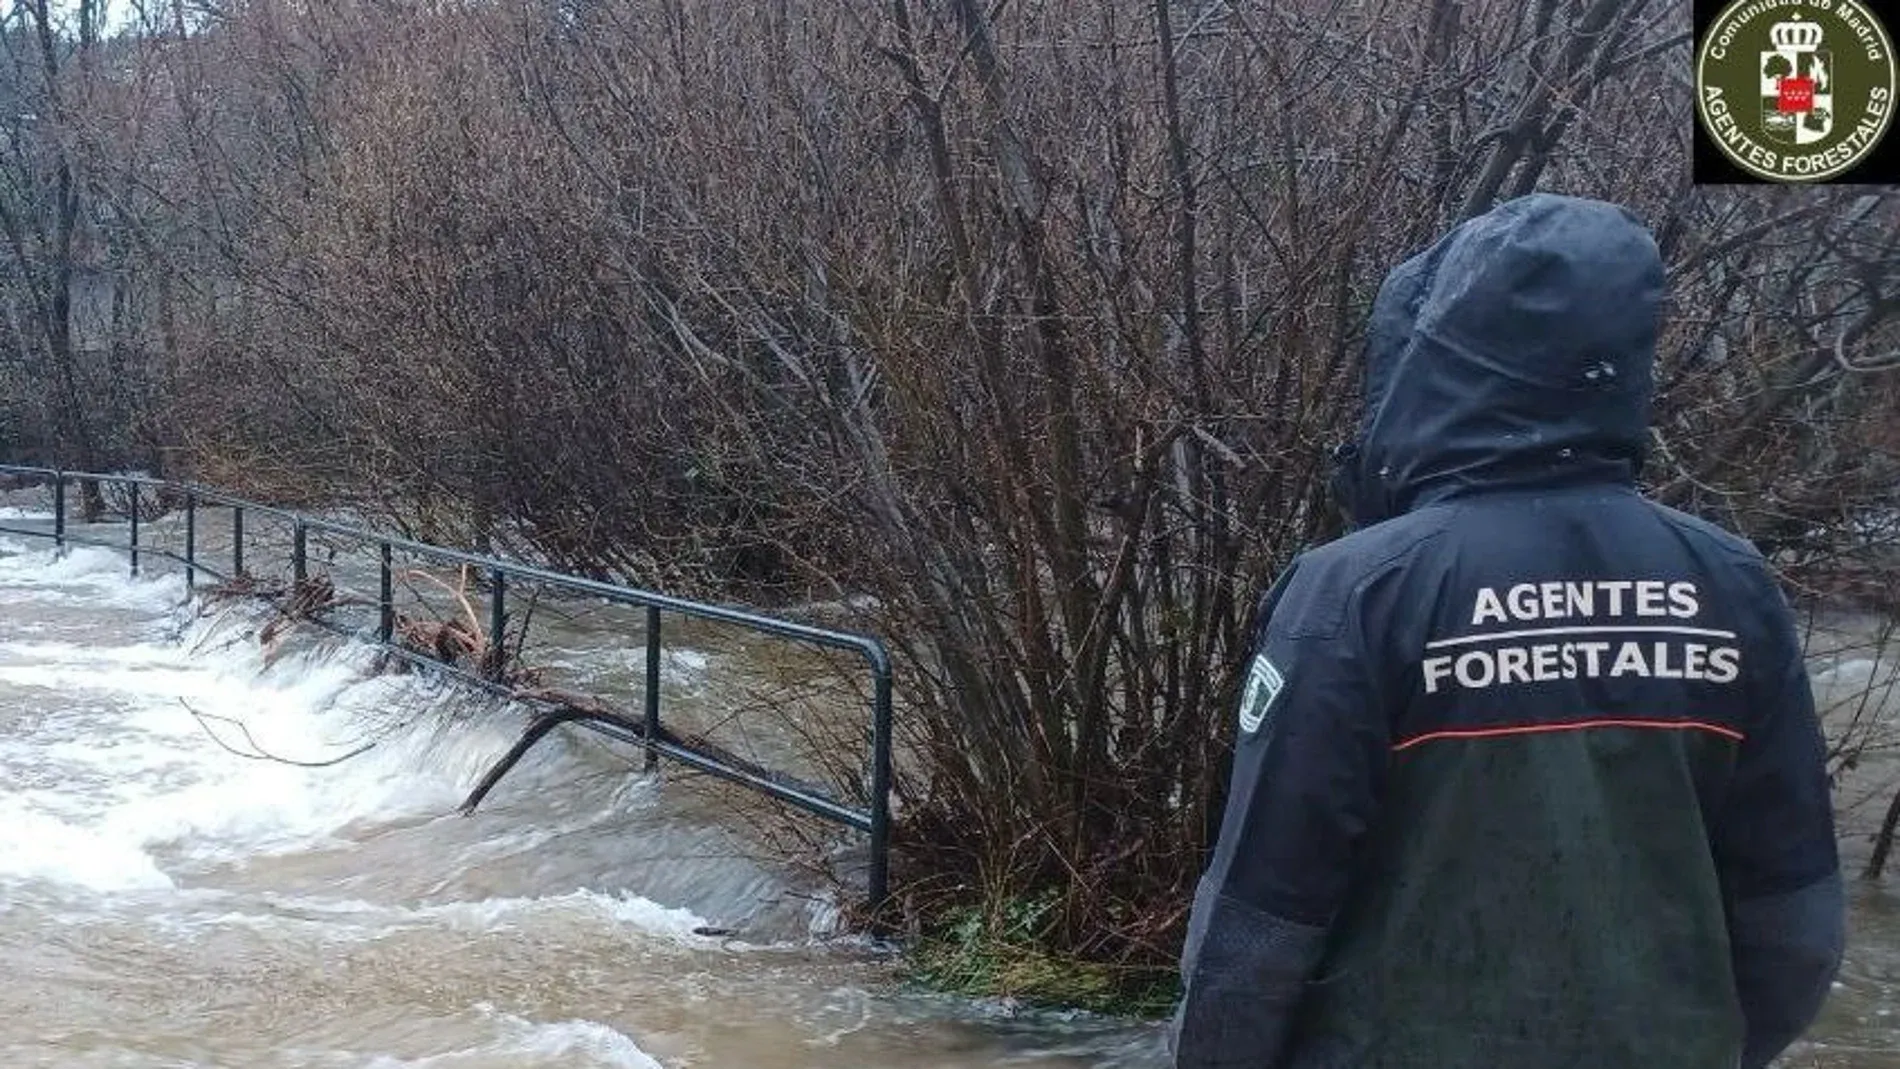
[1169,560,1391,1069]
[1714,583,1845,1069]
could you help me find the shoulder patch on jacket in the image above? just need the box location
[1239,653,1287,734]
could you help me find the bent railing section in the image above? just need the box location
[0,464,895,912]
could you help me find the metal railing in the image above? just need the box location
[0,464,895,911]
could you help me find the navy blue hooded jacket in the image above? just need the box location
[1170,194,1844,1069]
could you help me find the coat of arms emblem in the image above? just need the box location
[1762,15,1831,144]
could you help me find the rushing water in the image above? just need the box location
[0,516,1895,1067]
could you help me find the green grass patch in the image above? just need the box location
[905,894,1180,1018]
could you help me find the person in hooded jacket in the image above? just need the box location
[1169,193,1845,1069]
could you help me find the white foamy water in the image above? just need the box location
[0,545,525,889]
[0,539,702,1067]
[364,1009,664,1069]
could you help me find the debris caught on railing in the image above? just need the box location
[260,576,341,649]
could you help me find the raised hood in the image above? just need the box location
[1334,194,1664,526]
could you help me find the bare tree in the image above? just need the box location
[0,0,108,503]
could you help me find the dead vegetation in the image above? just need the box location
[391,566,492,670]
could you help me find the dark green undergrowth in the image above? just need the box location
[906,895,1181,1018]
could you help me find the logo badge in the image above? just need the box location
[1696,2,1896,182]
[1238,655,1286,735]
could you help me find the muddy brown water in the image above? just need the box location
[0,512,1894,1067]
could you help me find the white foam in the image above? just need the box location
[804,892,846,939]
[416,889,711,939]
[663,649,709,674]
[0,506,52,520]
[0,596,531,890]
[103,668,524,862]
[367,1007,664,1068]
[0,537,715,957]
[219,888,708,939]
[0,799,174,892]
[0,542,186,612]
[140,886,715,958]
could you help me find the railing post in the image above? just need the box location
[232,506,245,577]
[128,482,140,577]
[868,652,894,918]
[487,567,506,681]
[644,605,662,772]
[52,471,65,551]
[293,521,307,583]
[184,492,196,589]
[379,541,394,643]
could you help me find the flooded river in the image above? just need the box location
[0,512,1895,1067]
